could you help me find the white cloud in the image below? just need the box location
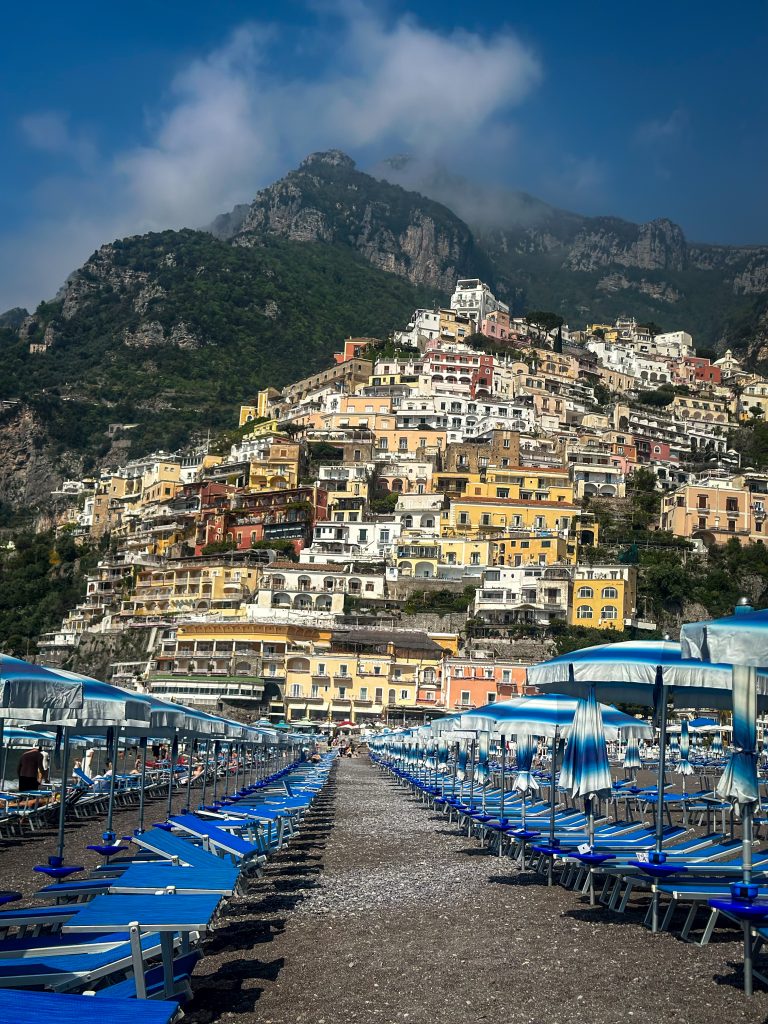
[635,108,689,146]
[2,6,542,311]
[19,111,98,169]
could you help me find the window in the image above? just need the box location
[698,516,707,529]
[601,605,618,620]
[399,437,408,451]
[460,690,471,704]
[481,514,491,526]
[338,687,346,698]
[317,663,326,675]
[601,586,619,599]
[338,664,348,677]
[470,552,481,565]
[726,497,739,513]
[459,512,469,525]
[311,684,321,698]
[487,692,496,703]
[577,586,594,599]
[360,687,368,701]
[577,605,593,619]
[290,684,302,698]
[502,670,511,683]
[400,689,409,700]
[697,494,708,509]
[375,687,383,703]
[379,438,388,451]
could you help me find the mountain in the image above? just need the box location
[0,229,437,507]
[376,158,768,344]
[2,149,768,510]
[215,150,494,292]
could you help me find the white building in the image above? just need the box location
[450,279,509,327]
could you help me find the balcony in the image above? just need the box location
[333,675,352,685]
[311,674,330,684]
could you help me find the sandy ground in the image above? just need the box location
[177,758,768,1024]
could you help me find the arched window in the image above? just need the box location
[577,586,594,599]
[577,605,593,619]
[388,688,396,704]
[424,517,435,529]
[601,586,618,599]
[403,515,413,529]
[601,605,618,620]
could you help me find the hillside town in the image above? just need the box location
[33,278,765,725]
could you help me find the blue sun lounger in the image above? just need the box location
[0,986,181,1023]
[168,814,269,866]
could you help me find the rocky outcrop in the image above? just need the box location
[0,404,72,507]
[564,219,687,273]
[122,320,200,350]
[230,150,487,293]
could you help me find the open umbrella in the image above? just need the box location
[680,602,767,995]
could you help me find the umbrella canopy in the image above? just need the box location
[680,606,768,666]
[455,693,652,740]
[475,731,491,787]
[11,670,152,730]
[711,731,724,757]
[528,640,768,710]
[0,654,84,713]
[559,688,613,801]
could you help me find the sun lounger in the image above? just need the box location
[0,986,181,1023]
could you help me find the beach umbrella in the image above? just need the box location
[511,732,539,858]
[0,655,84,713]
[456,740,469,782]
[436,736,449,774]
[623,736,642,772]
[675,719,694,791]
[559,688,613,904]
[457,693,651,739]
[762,729,768,765]
[669,734,680,757]
[680,603,768,995]
[711,731,724,757]
[475,731,491,788]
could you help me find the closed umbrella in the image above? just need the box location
[711,731,724,757]
[623,736,642,773]
[559,688,613,904]
[675,718,694,795]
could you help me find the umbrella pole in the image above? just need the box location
[586,795,596,905]
[499,740,506,858]
[548,725,559,886]
[200,743,209,808]
[105,727,120,839]
[137,736,148,832]
[166,734,178,819]
[467,739,476,834]
[55,727,71,861]
[184,738,194,813]
[212,742,220,803]
[744,800,755,996]
[651,685,669,933]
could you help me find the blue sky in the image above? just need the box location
[1,0,766,310]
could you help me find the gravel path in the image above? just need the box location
[182,758,768,1024]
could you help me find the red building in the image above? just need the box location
[194,486,328,556]
[685,357,721,385]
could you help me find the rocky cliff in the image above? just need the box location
[223,150,493,293]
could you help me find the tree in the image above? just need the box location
[524,310,564,338]
[639,321,663,337]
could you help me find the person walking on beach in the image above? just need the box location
[17,744,44,792]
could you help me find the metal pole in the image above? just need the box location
[548,725,559,886]
[105,727,120,839]
[200,740,210,809]
[137,736,148,832]
[184,737,195,813]
[212,741,221,803]
[743,665,757,997]
[55,727,71,861]
[652,682,669,933]
[166,734,178,818]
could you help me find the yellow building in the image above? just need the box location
[120,558,264,620]
[442,495,580,538]
[568,566,637,631]
[490,532,576,567]
[659,472,763,546]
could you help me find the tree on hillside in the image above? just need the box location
[524,311,564,338]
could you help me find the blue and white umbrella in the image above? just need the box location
[669,735,680,757]
[711,731,724,757]
[0,654,84,713]
[457,693,652,739]
[436,736,449,774]
[455,741,469,782]
[475,731,491,788]
[623,736,642,771]
[559,689,613,804]
[513,733,540,795]
[680,603,768,995]
[675,719,694,784]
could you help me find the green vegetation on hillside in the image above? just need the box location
[0,234,437,460]
[0,531,99,655]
